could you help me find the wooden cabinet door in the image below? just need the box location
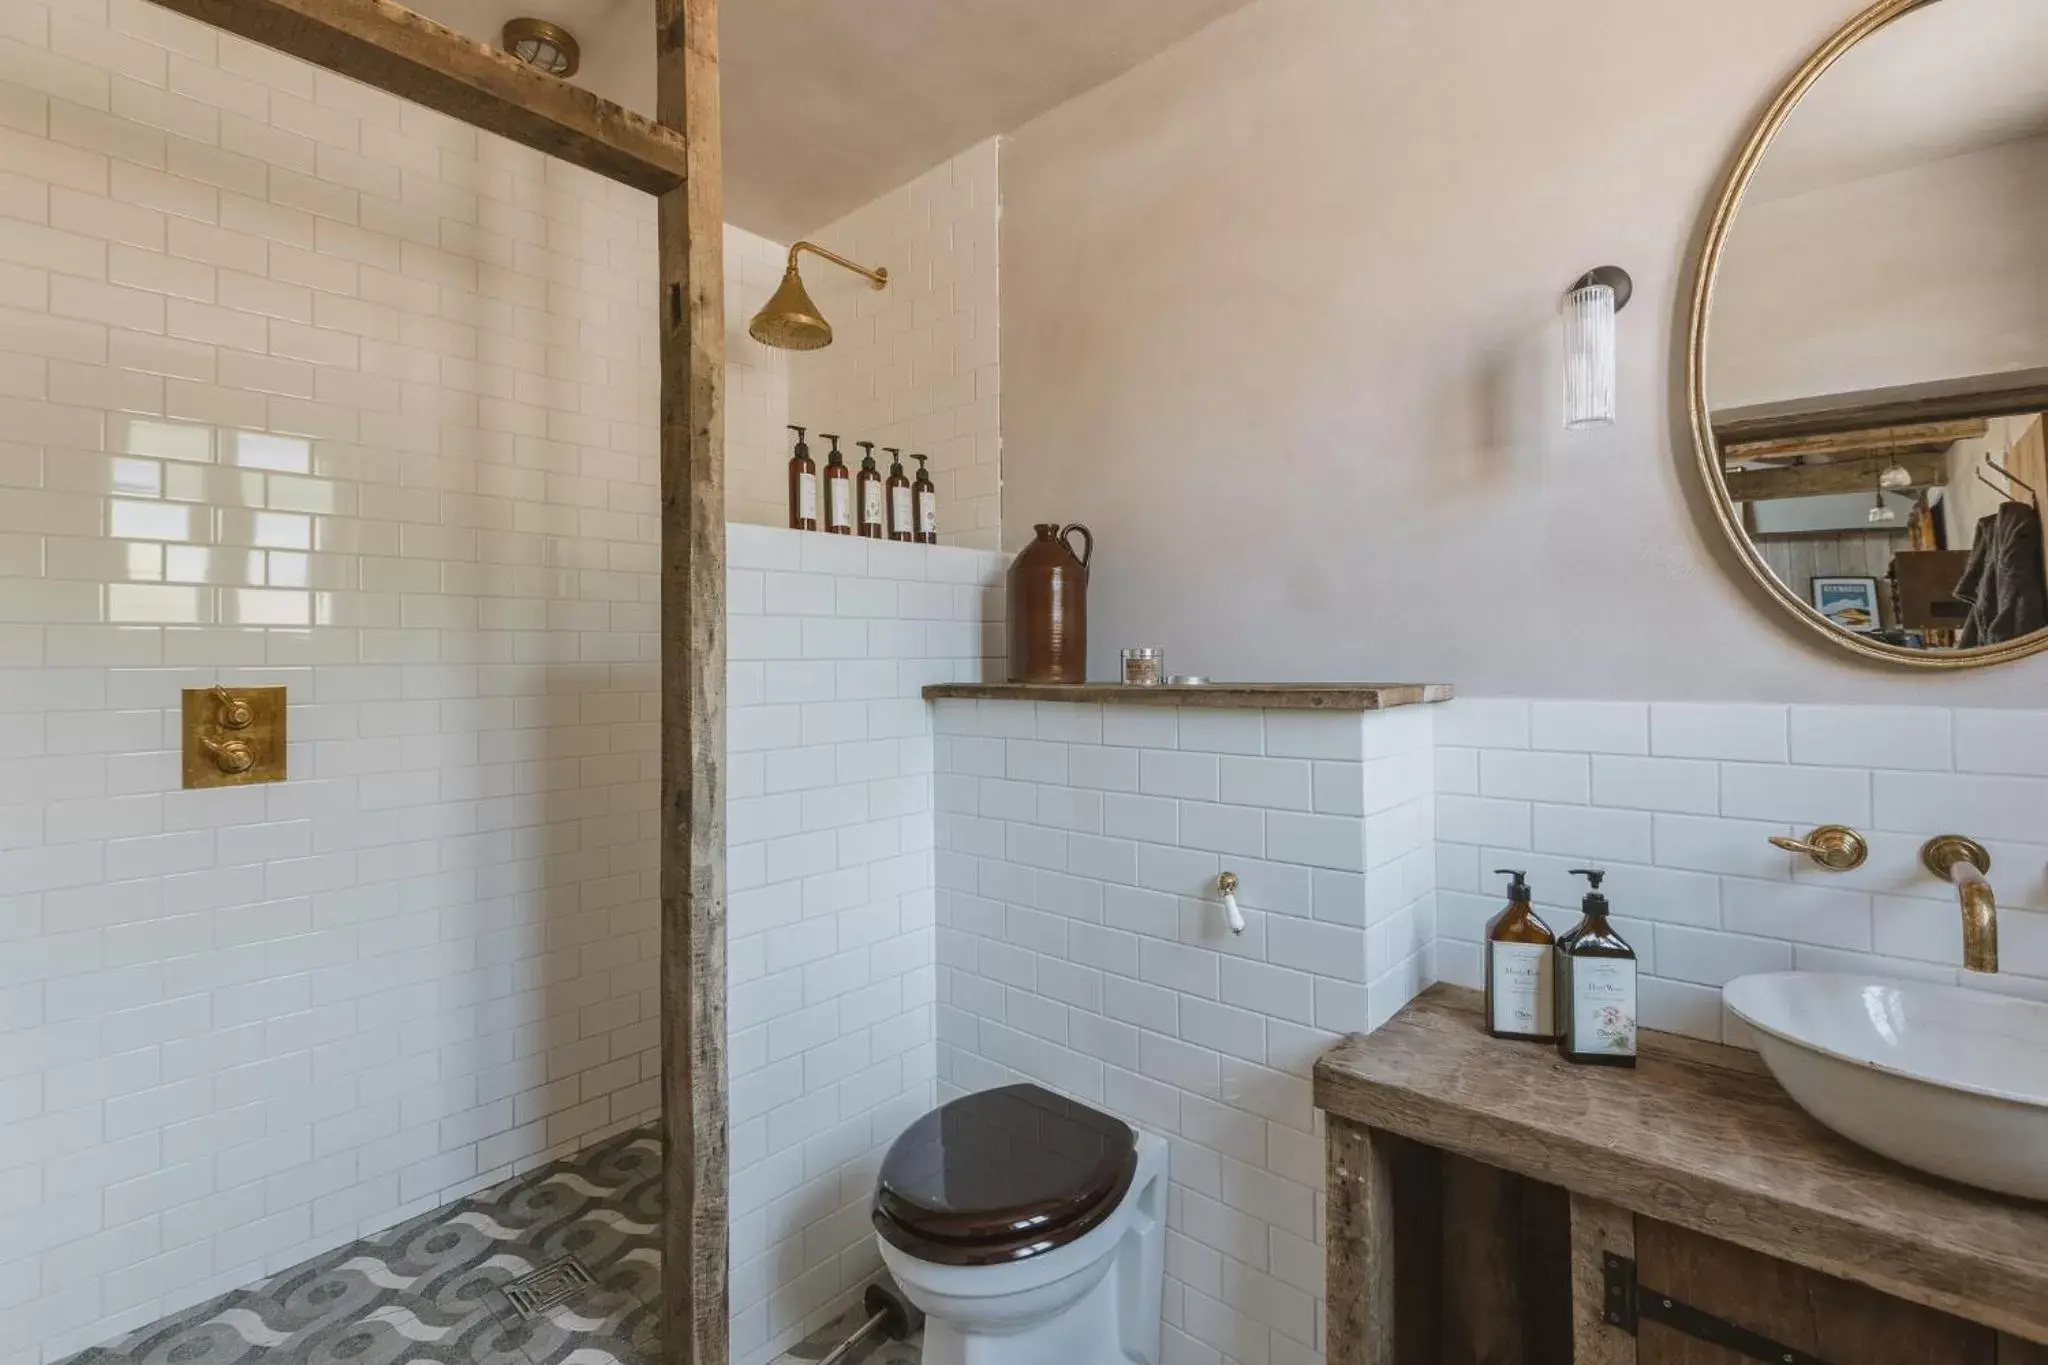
[1634,1219,1996,1365]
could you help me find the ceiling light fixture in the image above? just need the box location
[503,18,580,78]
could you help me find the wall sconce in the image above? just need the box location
[1563,266,1632,430]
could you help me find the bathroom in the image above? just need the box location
[3,0,2045,1362]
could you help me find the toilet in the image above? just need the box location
[871,1083,1169,1365]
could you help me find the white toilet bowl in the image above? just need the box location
[870,1085,1169,1365]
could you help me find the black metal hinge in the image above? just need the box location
[1603,1252,1828,1365]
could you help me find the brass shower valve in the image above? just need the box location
[183,685,287,788]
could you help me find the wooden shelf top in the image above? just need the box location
[1313,985,2048,1343]
[921,682,1454,710]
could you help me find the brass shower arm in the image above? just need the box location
[789,241,889,290]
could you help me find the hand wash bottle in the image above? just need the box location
[1485,869,1557,1042]
[1556,868,1637,1066]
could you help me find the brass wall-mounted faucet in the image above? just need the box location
[1921,836,1998,974]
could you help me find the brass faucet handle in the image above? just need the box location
[1769,824,1869,871]
[1920,834,1991,879]
[201,736,255,775]
[212,685,255,730]
[1217,872,1239,895]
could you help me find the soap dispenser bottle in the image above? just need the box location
[885,448,913,543]
[855,442,884,539]
[1556,868,1637,1067]
[1485,870,1557,1042]
[786,425,817,531]
[821,434,853,536]
[912,454,937,544]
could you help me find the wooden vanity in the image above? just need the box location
[1314,986,2048,1365]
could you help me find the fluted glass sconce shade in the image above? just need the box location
[1562,266,1630,431]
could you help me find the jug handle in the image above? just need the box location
[1060,523,1093,568]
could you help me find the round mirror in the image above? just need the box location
[1691,0,2048,667]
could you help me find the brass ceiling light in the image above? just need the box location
[749,241,890,351]
[502,18,580,77]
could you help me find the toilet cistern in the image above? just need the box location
[1921,835,1999,974]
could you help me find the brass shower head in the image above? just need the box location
[749,242,889,352]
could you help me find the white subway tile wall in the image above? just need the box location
[1436,700,2048,1046]
[0,4,811,1359]
[725,524,1005,1365]
[932,700,1435,1365]
[788,139,1001,551]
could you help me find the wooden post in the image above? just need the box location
[1328,1118,1405,1365]
[1569,1194,1637,1365]
[656,0,727,1360]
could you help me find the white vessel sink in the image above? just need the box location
[1723,972,2048,1201]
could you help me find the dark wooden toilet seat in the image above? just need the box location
[872,1083,1138,1266]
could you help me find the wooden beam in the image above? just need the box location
[1714,368,2048,446]
[1723,419,1987,468]
[1726,450,1948,502]
[141,0,690,193]
[657,0,726,1360]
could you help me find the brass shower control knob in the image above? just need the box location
[213,686,255,730]
[202,737,255,774]
[1769,824,1869,871]
[183,685,286,788]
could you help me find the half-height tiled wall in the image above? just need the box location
[0,4,674,1357]
[932,701,1435,1365]
[1435,699,2048,1043]
[726,523,1004,1365]
[788,140,1001,551]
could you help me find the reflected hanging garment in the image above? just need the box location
[1954,502,2047,647]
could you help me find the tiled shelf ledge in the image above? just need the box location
[923,682,1455,709]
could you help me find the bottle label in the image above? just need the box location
[797,472,816,522]
[1570,958,1637,1056]
[1490,942,1555,1036]
[828,480,851,529]
[862,482,882,529]
[891,486,912,535]
[917,489,936,535]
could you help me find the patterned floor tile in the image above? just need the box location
[61,1127,667,1365]
[60,1125,919,1365]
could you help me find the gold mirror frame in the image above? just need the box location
[1687,0,2048,669]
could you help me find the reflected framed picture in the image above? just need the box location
[1811,576,1882,634]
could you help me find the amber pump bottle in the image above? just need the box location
[821,434,853,536]
[1556,868,1638,1067]
[1485,870,1557,1041]
[855,442,884,539]
[885,448,914,542]
[786,425,817,531]
[912,454,937,544]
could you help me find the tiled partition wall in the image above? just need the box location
[788,139,1002,551]
[931,701,1436,1365]
[725,524,1005,1365]
[1435,699,2048,1043]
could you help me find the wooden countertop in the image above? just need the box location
[921,682,1454,710]
[1313,985,2048,1344]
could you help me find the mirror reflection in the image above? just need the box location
[1706,0,2048,655]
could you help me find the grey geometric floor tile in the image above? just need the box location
[58,1126,667,1365]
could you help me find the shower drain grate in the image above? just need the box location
[503,1255,596,1319]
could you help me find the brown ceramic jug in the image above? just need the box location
[1009,523,1093,684]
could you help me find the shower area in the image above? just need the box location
[0,0,715,1359]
